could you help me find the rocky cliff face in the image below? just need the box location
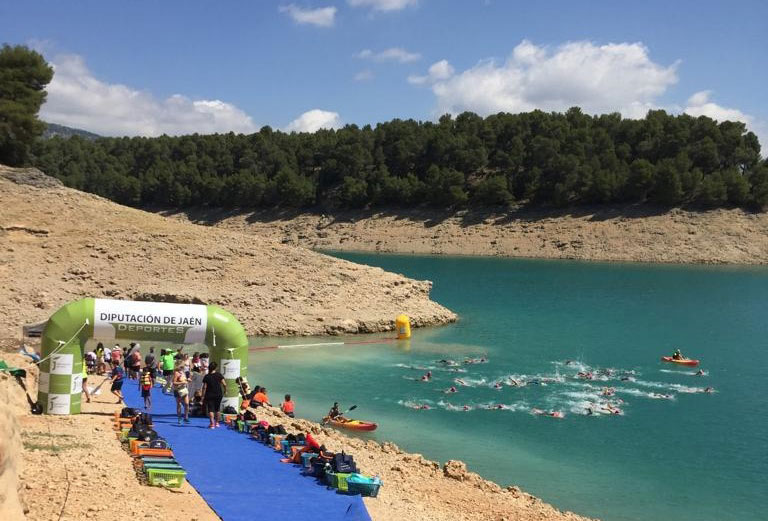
[0,165,457,338]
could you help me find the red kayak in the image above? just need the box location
[661,356,699,367]
[327,418,378,432]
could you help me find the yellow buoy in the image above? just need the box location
[395,314,411,339]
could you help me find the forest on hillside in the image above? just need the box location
[31,109,768,211]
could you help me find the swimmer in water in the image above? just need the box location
[462,405,470,411]
[420,371,432,382]
[704,387,714,393]
[444,386,458,394]
[454,378,468,386]
[601,387,615,397]
[493,381,503,390]
[694,369,705,376]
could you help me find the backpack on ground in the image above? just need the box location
[149,439,169,449]
[332,452,357,474]
[120,407,139,418]
[137,427,158,442]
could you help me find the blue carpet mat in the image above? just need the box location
[123,380,371,521]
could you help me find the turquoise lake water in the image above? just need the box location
[247,253,768,521]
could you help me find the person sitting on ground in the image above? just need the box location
[672,348,684,360]
[280,432,321,464]
[109,360,125,404]
[281,394,295,418]
[253,386,272,407]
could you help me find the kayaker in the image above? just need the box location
[672,348,684,360]
[328,402,341,419]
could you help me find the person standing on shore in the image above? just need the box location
[109,361,125,404]
[111,344,122,367]
[144,347,156,377]
[128,344,142,380]
[161,349,175,393]
[94,343,105,375]
[172,361,190,424]
[81,361,91,403]
[201,362,226,429]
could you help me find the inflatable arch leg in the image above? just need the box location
[38,298,249,415]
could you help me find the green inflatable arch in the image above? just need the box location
[37,298,249,415]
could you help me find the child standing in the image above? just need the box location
[140,366,154,411]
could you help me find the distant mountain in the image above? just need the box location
[43,122,101,140]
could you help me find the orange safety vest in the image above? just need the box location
[282,400,295,413]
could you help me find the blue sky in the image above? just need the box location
[2,0,766,145]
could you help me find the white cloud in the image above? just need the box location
[279,4,337,27]
[357,47,421,63]
[286,109,342,133]
[41,54,257,136]
[684,91,751,123]
[347,0,417,12]
[408,59,454,85]
[354,70,375,81]
[423,39,678,119]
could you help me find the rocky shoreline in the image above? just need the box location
[0,351,592,521]
[170,206,768,265]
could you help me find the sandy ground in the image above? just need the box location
[175,206,768,265]
[0,166,456,338]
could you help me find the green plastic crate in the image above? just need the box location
[325,472,352,492]
[146,468,186,488]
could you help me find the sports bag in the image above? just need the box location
[332,452,357,474]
